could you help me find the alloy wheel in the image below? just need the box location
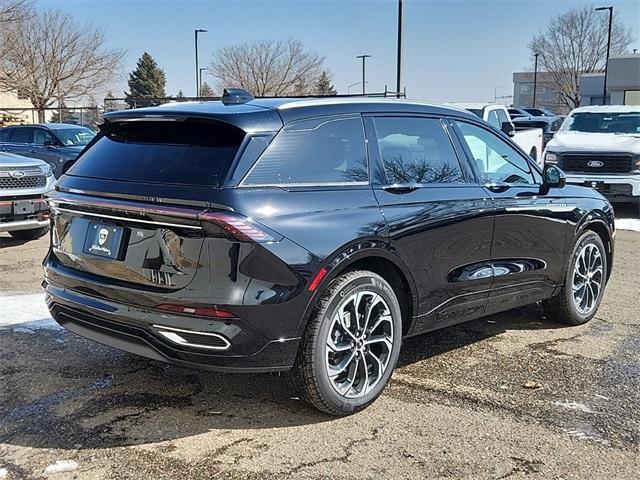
[572,243,603,315]
[325,290,394,399]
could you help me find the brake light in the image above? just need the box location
[198,211,281,243]
[156,304,235,318]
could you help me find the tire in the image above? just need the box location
[9,226,49,241]
[291,270,403,416]
[543,230,607,325]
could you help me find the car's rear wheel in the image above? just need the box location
[9,226,49,241]
[543,230,607,325]
[292,270,402,415]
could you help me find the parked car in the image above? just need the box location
[513,115,564,151]
[0,151,55,240]
[44,93,614,415]
[544,105,640,206]
[0,123,95,178]
[448,103,544,164]
[507,108,529,119]
[523,107,557,117]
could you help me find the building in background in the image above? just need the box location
[580,54,640,106]
[512,71,566,114]
[0,89,35,126]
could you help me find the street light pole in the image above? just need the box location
[532,53,539,108]
[595,6,613,105]
[396,0,403,98]
[356,55,371,95]
[194,29,207,98]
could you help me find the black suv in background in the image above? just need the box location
[44,93,614,415]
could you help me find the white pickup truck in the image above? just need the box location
[448,103,544,165]
[544,105,640,206]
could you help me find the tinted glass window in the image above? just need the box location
[33,129,54,145]
[10,127,33,143]
[374,117,465,184]
[68,118,245,186]
[0,129,11,141]
[486,110,500,129]
[456,121,534,185]
[243,116,367,185]
[51,127,96,146]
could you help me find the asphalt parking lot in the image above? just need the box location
[0,209,639,479]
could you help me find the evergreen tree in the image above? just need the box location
[125,52,166,108]
[314,71,337,96]
[176,89,185,101]
[51,102,73,123]
[200,82,215,97]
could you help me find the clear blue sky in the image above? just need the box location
[41,0,640,103]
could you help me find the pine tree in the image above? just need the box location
[200,82,215,97]
[176,89,185,100]
[51,102,73,123]
[125,52,167,108]
[314,71,337,96]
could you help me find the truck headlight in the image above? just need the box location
[545,152,558,164]
[40,164,53,176]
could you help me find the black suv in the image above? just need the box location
[44,93,614,415]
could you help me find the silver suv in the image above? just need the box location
[0,151,55,240]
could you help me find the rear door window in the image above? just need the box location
[68,118,245,186]
[9,127,34,144]
[373,116,466,184]
[242,116,368,186]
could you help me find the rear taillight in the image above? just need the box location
[157,304,235,318]
[198,211,282,243]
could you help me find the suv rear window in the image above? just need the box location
[68,118,245,186]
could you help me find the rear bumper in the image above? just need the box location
[44,281,300,373]
[566,174,640,201]
[0,218,49,232]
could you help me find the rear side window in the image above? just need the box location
[68,118,245,186]
[373,117,465,184]
[242,116,368,186]
[9,127,33,143]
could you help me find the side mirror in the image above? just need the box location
[543,164,566,189]
[501,121,515,137]
[43,139,57,148]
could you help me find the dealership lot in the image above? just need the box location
[0,220,638,479]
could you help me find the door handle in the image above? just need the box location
[485,182,511,193]
[382,185,419,194]
[29,149,37,153]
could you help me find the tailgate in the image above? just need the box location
[48,190,211,290]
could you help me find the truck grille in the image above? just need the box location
[559,154,633,174]
[0,176,47,189]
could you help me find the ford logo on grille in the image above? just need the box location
[587,160,604,168]
[9,170,25,178]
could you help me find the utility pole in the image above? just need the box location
[396,0,403,98]
[194,28,207,97]
[532,53,539,108]
[595,6,613,105]
[356,55,371,95]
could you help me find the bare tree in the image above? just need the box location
[529,5,633,110]
[0,8,125,121]
[209,38,325,96]
[0,0,30,23]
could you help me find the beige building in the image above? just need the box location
[0,89,35,125]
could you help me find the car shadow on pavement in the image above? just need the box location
[0,235,29,248]
[0,303,567,451]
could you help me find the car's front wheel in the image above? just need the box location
[292,270,402,415]
[543,230,607,325]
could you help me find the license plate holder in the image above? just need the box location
[13,200,34,215]
[83,222,125,260]
[583,180,606,191]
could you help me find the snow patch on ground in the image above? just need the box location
[0,292,61,331]
[615,218,640,232]
[553,401,595,414]
[44,460,79,475]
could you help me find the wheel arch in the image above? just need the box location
[574,217,614,282]
[297,245,418,337]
